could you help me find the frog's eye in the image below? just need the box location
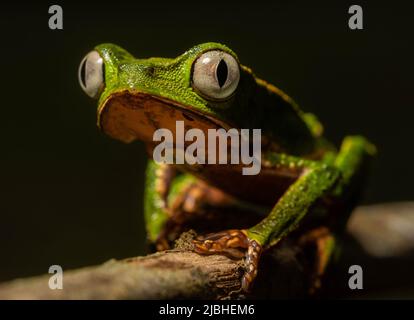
[78,50,105,98]
[192,50,240,100]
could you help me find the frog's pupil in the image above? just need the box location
[216,59,228,88]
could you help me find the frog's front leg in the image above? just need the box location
[144,161,176,250]
[194,160,339,291]
[145,160,202,250]
[144,160,238,250]
[194,136,375,292]
[157,179,237,249]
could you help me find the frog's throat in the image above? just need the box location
[97,90,232,146]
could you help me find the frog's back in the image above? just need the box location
[232,65,333,158]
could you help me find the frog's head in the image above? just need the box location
[78,42,261,147]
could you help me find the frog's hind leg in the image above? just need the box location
[330,135,376,218]
[298,136,376,293]
[298,226,336,294]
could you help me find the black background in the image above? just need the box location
[0,0,413,284]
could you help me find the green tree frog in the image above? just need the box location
[79,42,376,293]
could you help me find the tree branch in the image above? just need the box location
[1,203,414,299]
[0,231,309,299]
[0,251,243,299]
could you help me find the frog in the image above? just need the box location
[78,42,376,294]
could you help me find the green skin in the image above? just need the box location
[85,42,376,292]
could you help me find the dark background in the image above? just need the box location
[0,0,413,285]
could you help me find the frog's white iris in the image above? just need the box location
[192,50,239,100]
[78,50,105,98]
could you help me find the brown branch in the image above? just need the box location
[0,251,242,300]
[0,232,309,300]
[1,203,413,300]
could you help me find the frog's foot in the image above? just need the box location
[193,229,262,292]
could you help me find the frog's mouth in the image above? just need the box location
[97,90,232,149]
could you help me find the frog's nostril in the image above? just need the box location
[146,67,155,76]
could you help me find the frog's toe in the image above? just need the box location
[193,229,248,257]
[193,229,262,292]
[242,239,262,292]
